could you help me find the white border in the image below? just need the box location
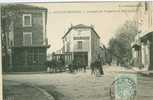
[0,0,152,3]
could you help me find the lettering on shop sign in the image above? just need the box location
[73,37,89,40]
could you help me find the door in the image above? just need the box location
[74,52,88,66]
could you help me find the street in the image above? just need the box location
[3,65,153,100]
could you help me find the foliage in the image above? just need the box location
[108,20,138,66]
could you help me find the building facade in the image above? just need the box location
[62,24,101,66]
[1,4,49,72]
[132,2,153,71]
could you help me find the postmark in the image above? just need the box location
[110,74,137,100]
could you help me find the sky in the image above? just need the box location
[30,2,139,54]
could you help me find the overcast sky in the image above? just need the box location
[30,2,138,54]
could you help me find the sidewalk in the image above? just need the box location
[3,71,47,75]
[103,65,137,74]
[3,80,54,100]
[132,67,153,76]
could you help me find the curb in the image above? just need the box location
[131,68,153,77]
[3,71,47,75]
[4,80,55,100]
[25,83,55,100]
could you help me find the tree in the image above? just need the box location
[108,20,138,67]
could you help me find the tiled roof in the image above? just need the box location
[62,24,100,39]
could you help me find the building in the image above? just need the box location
[62,24,101,66]
[1,4,50,72]
[132,2,153,71]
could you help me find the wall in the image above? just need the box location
[72,28,90,52]
[2,6,48,72]
[91,29,100,63]
[135,2,153,70]
[137,2,153,37]
[3,9,47,47]
[63,28,92,66]
[150,35,153,70]
[63,28,90,52]
[63,27,100,66]
[63,29,72,52]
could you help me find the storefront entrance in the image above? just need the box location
[73,52,88,66]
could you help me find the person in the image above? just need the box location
[97,56,104,75]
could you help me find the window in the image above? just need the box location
[23,14,32,27]
[77,41,83,49]
[23,32,32,46]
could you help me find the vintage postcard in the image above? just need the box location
[1,1,153,100]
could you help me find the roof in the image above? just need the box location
[62,24,100,39]
[140,31,153,41]
[2,4,47,10]
[72,24,91,28]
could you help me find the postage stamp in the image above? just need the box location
[110,73,137,100]
[114,74,137,100]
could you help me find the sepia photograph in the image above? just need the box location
[1,1,153,100]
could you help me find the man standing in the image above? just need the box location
[98,56,104,75]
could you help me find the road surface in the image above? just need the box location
[3,66,153,100]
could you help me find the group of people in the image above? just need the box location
[45,57,104,76]
[45,58,65,73]
[90,60,104,75]
[67,60,87,73]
